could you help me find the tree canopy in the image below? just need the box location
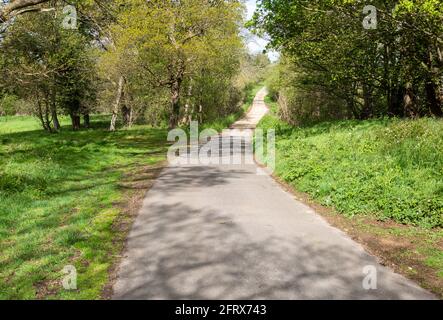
[251,0,443,123]
[0,0,267,131]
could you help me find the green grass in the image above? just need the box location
[258,96,443,228]
[201,82,264,132]
[0,115,168,299]
[0,115,49,134]
[257,96,443,291]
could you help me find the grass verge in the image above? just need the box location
[257,96,443,297]
[0,115,168,299]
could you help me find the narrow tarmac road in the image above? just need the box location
[113,88,434,300]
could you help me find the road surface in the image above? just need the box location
[113,88,434,300]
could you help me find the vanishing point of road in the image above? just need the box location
[113,88,435,300]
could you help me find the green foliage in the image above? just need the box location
[265,57,350,125]
[258,101,443,228]
[0,115,168,299]
[101,0,247,128]
[1,1,261,130]
[0,94,19,116]
[252,0,443,121]
[0,4,99,131]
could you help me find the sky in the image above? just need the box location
[244,0,279,62]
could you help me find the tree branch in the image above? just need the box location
[0,0,50,23]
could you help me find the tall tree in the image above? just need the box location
[109,0,244,129]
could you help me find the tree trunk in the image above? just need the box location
[36,98,50,131]
[425,48,443,117]
[83,113,90,128]
[122,105,132,127]
[0,0,50,23]
[129,107,133,127]
[403,82,416,118]
[198,104,203,124]
[50,90,60,130]
[126,92,134,127]
[388,86,404,117]
[43,98,53,133]
[70,114,81,130]
[437,46,443,114]
[52,110,60,130]
[346,95,359,119]
[110,76,125,131]
[425,81,442,117]
[182,80,193,125]
[169,79,182,129]
[361,84,374,119]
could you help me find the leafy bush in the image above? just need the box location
[0,95,19,116]
[264,58,349,125]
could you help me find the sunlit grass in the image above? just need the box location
[258,97,443,228]
[0,115,168,299]
[257,97,443,291]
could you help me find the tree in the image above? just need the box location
[0,4,97,131]
[108,0,244,129]
[251,0,443,123]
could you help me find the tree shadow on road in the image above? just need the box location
[114,200,430,300]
